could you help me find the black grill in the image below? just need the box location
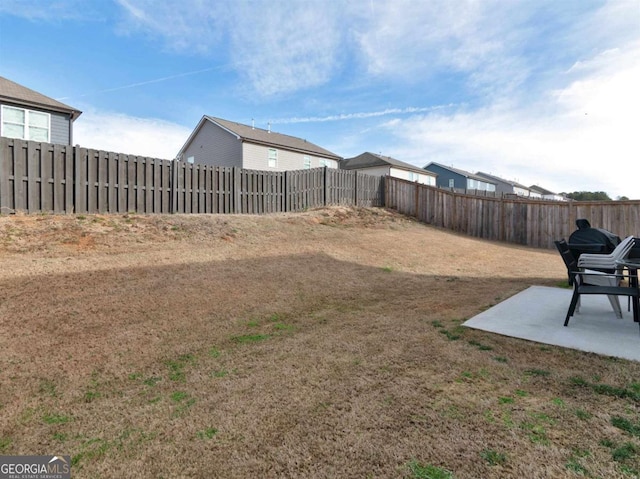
[567,219,622,261]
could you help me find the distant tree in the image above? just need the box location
[617,196,630,201]
[562,191,612,201]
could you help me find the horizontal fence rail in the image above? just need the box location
[0,138,384,215]
[387,177,640,249]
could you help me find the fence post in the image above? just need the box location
[284,170,289,212]
[170,159,177,214]
[354,171,358,207]
[233,167,241,214]
[323,166,328,206]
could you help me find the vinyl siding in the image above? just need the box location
[50,111,71,145]
[1,102,72,145]
[345,165,391,177]
[242,142,337,171]
[424,164,465,188]
[182,120,242,167]
[389,167,436,185]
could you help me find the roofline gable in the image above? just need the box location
[178,115,342,161]
[0,76,81,121]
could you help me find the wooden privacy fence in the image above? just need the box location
[386,177,640,249]
[0,138,384,214]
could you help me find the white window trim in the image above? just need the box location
[268,148,278,168]
[1,105,51,142]
[303,155,311,169]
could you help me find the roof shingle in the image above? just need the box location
[206,116,341,160]
[0,76,81,120]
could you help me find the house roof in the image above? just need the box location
[342,152,436,176]
[475,171,530,190]
[424,162,496,184]
[529,185,559,196]
[200,116,342,160]
[0,76,81,121]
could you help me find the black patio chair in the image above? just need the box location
[555,239,623,319]
[564,269,639,329]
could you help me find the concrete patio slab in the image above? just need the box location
[463,286,640,362]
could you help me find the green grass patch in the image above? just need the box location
[493,356,508,363]
[0,437,11,452]
[273,322,294,332]
[52,432,68,442]
[171,391,188,402]
[515,389,528,397]
[480,449,507,466]
[83,391,101,403]
[575,408,592,420]
[43,413,71,425]
[611,416,640,437]
[439,329,461,341]
[211,369,229,378]
[612,442,637,462]
[570,376,640,402]
[143,376,162,387]
[565,459,588,475]
[208,347,221,358]
[197,427,218,440]
[165,354,196,382]
[468,340,493,351]
[405,460,453,479]
[498,397,515,404]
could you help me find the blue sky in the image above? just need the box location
[1,0,638,198]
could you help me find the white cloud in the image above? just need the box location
[385,40,640,198]
[74,110,191,160]
[114,0,344,96]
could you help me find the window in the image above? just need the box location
[448,179,455,188]
[268,148,277,168]
[319,159,332,168]
[409,172,416,182]
[1,106,50,142]
[303,156,311,169]
[187,156,195,164]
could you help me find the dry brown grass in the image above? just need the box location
[1,207,639,478]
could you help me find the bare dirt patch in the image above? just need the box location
[1,207,638,478]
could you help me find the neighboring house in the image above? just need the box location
[340,152,437,186]
[529,185,567,201]
[423,162,496,192]
[0,76,81,145]
[475,171,540,198]
[177,116,341,170]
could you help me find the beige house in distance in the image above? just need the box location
[341,152,437,185]
[176,116,341,170]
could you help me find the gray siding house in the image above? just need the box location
[0,76,81,145]
[341,152,437,185]
[177,116,342,170]
[529,185,567,201]
[475,171,538,198]
[424,162,496,192]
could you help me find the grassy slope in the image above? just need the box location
[0,207,638,478]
